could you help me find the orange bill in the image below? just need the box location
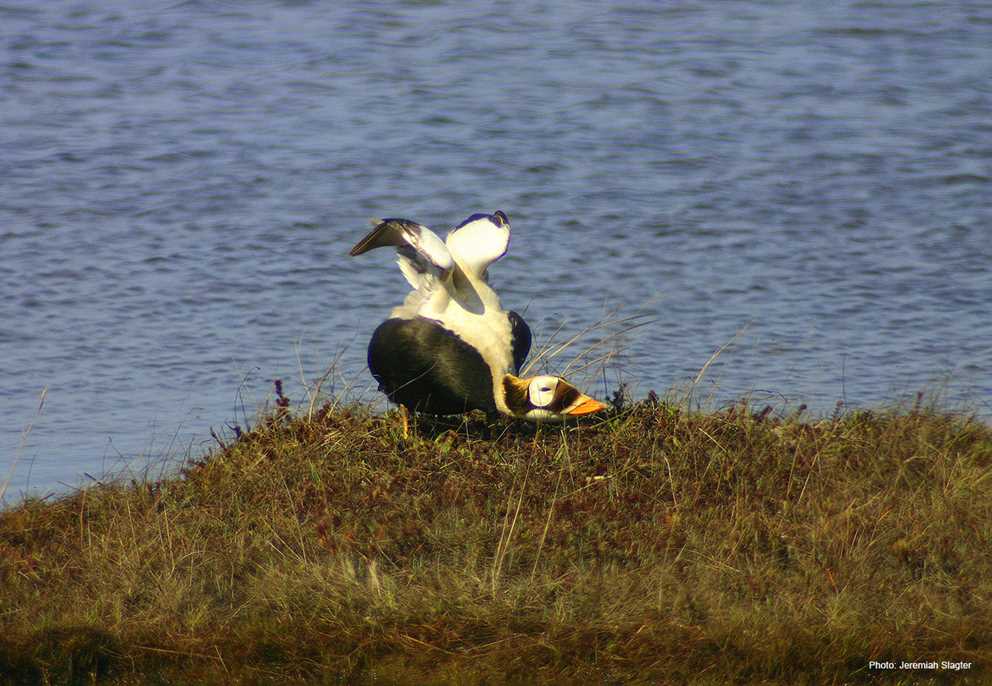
[565,395,608,416]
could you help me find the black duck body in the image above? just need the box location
[368,317,498,415]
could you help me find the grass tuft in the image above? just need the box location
[2,394,991,684]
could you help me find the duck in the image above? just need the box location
[349,210,606,430]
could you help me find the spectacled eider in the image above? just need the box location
[349,210,606,425]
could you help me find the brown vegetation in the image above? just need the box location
[2,395,990,684]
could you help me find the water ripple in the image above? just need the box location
[2,0,991,498]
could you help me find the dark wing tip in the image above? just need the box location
[348,237,373,256]
[348,218,413,257]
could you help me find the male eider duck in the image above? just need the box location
[349,210,606,430]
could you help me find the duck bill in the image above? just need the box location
[564,394,608,416]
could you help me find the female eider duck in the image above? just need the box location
[349,210,606,429]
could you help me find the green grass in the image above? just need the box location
[1,394,990,684]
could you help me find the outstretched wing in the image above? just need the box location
[350,218,453,289]
[444,210,511,279]
[508,310,532,374]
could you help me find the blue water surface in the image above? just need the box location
[2,0,990,499]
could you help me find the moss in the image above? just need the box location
[1,399,990,684]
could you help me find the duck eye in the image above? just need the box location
[540,387,551,393]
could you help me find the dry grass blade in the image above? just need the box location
[522,309,654,380]
[560,317,654,378]
[530,438,567,583]
[1,386,48,503]
[519,319,567,376]
[693,324,750,387]
[492,460,530,598]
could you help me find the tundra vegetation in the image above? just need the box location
[2,387,990,684]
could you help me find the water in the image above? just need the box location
[2,0,990,499]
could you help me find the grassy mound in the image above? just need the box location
[2,397,990,684]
